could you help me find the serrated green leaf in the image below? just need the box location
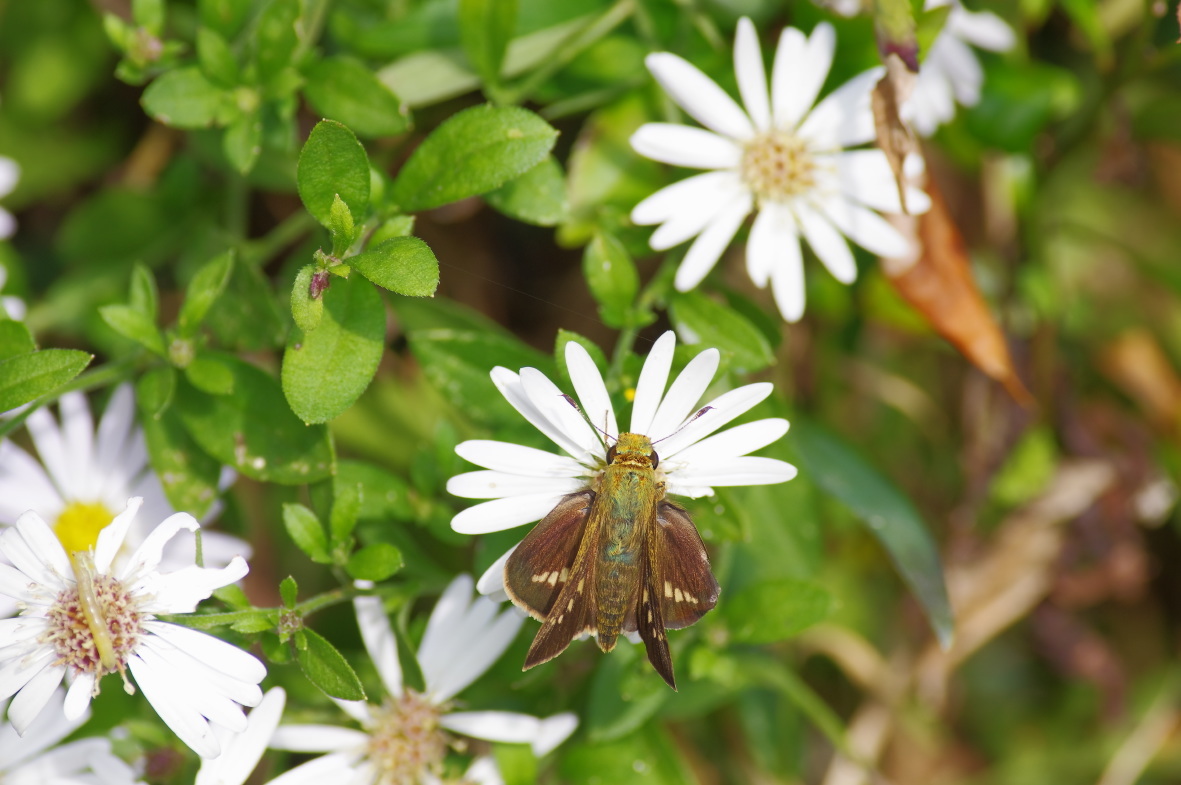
[458,0,517,87]
[348,236,439,297]
[670,291,775,373]
[391,104,557,213]
[725,579,833,644]
[283,503,330,563]
[291,265,325,332]
[142,67,229,129]
[280,575,298,608]
[298,120,371,228]
[303,56,410,139]
[174,355,333,484]
[296,627,366,701]
[130,264,159,322]
[0,322,35,361]
[100,304,165,355]
[485,155,568,227]
[583,231,638,329]
[282,275,385,424]
[0,350,92,412]
[792,417,954,648]
[140,406,224,519]
[345,542,404,581]
[179,250,235,336]
[197,26,238,87]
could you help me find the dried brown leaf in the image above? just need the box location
[871,54,918,214]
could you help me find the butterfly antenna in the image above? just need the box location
[560,394,614,448]
[653,405,714,446]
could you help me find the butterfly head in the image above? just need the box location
[606,432,659,470]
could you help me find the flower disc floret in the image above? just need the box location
[741,131,816,203]
[44,573,142,681]
[366,690,448,785]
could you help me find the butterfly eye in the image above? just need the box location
[606,444,617,464]
[650,450,660,469]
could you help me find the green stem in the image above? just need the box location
[499,0,636,106]
[607,251,680,385]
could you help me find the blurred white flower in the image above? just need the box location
[902,0,1017,136]
[629,18,930,321]
[0,689,142,785]
[0,265,25,321]
[0,497,265,758]
[446,331,796,599]
[267,575,577,785]
[0,155,18,241]
[196,688,287,785]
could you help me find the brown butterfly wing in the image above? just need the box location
[651,500,719,629]
[504,490,594,622]
[637,541,676,689]
[522,547,598,670]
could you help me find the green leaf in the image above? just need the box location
[283,503,330,564]
[458,0,517,87]
[0,322,35,361]
[493,743,537,785]
[348,236,439,297]
[282,274,385,424]
[329,482,361,552]
[253,0,300,84]
[137,366,176,418]
[583,231,639,329]
[179,250,235,336]
[669,291,775,372]
[296,627,367,701]
[280,576,298,608]
[184,354,235,395]
[345,542,404,581]
[0,350,92,412]
[485,155,568,227]
[336,460,415,521]
[130,263,159,322]
[585,644,670,743]
[133,0,165,35]
[197,26,238,87]
[725,579,834,645]
[139,405,224,519]
[199,0,252,38]
[303,56,410,139]
[142,66,228,129]
[407,328,551,426]
[291,265,325,332]
[224,109,262,175]
[207,261,287,351]
[100,304,165,355]
[298,120,371,228]
[174,355,334,484]
[390,104,557,213]
[327,194,356,256]
[792,417,954,648]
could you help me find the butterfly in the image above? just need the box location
[504,431,720,690]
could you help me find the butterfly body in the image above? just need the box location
[504,432,719,689]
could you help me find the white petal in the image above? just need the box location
[534,712,579,755]
[476,545,516,597]
[93,386,137,487]
[519,368,603,458]
[93,496,143,572]
[644,53,754,141]
[799,66,883,148]
[24,400,73,500]
[630,124,743,169]
[427,604,521,701]
[828,150,932,214]
[447,471,584,500]
[4,510,70,587]
[670,456,798,488]
[797,203,857,284]
[673,192,753,292]
[134,641,251,734]
[734,18,771,132]
[566,340,618,438]
[632,171,742,230]
[647,349,720,442]
[820,197,912,258]
[772,23,835,130]
[451,493,572,534]
[629,331,677,436]
[263,751,365,785]
[454,441,584,477]
[269,725,369,753]
[195,687,287,785]
[128,651,220,757]
[135,556,249,613]
[417,574,476,673]
[658,383,774,459]
[671,419,789,466]
[59,392,97,501]
[0,688,85,771]
[143,622,267,687]
[464,757,505,785]
[647,194,732,252]
[0,157,19,196]
[440,711,541,745]
[330,698,371,726]
[491,368,587,460]
[353,595,402,698]
[116,507,195,579]
[0,441,63,523]
[952,8,1016,51]
[63,672,94,720]
[8,663,64,734]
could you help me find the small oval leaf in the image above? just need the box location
[297,120,371,228]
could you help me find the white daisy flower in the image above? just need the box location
[903,0,1017,137]
[1,689,142,785]
[267,575,578,785]
[446,330,797,597]
[629,18,931,322]
[0,385,243,605]
[196,687,287,785]
[0,264,25,321]
[0,497,266,759]
[0,155,19,242]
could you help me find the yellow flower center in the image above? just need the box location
[366,689,450,785]
[741,130,816,203]
[55,501,115,553]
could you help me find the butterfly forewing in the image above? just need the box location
[522,551,598,670]
[651,501,719,629]
[504,490,595,622]
[637,541,676,689]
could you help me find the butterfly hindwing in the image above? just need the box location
[637,539,676,689]
[504,490,595,622]
[651,500,720,629]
